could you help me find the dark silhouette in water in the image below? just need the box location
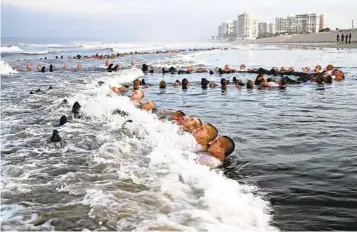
[48,85,53,90]
[49,64,54,72]
[50,130,61,142]
[107,64,114,72]
[59,115,68,126]
[62,99,68,104]
[72,101,81,119]
[41,66,46,73]
[97,81,105,86]
[142,64,149,73]
[35,89,41,93]
[30,91,34,94]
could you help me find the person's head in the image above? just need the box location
[140,79,146,85]
[171,110,185,121]
[267,78,273,82]
[131,89,144,102]
[288,67,294,72]
[208,136,235,161]
[232,77,237,84]
[246,80,254,89]
[159,80,167,89]
[183,117,202,132]
[255,74,264,85]
[240,64,246,70]
[326,64,334,71]
[332,69,345,81]
[315,65,322,72]
[193,123,218,146]
[140,101,156,111]
[201,78,209,89]
[175,80,181,85]
[182,78,189,87]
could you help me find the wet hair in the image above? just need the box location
[209,70,214,75]
[159,80,167,89]
[50,130,61,142]
[182,78,189,88]
[326,64,334,71]
[59,115,67,126]
[206,123,218,141]
[267,78,273,82]
[222,136,235,156]
[220,78,226,85]
[232,77,237,84]
[255,74,263,85]
[196,118,203,127]
[123,84,130,88]
[173,110,185,118]
[140,79,146,85]
[246,80,253,89]
[201,78,209,89]
[175,80,181,85]
[133,79,140,87]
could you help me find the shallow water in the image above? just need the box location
[1,42,357,231]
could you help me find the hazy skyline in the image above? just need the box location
[2,0,356,42]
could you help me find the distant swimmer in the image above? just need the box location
[159,80,167,89]
[41,66,46,73]
[105,59,110,66]
[59,115,68,126]
[246,80,254,89]
[133,79,141,90]
[77,64,82,70]
[63,64,69,70]
[26,64,32,71]
[209,70,214,75]
[37,64,41,71]
[240,64,246,71]
[182,78,189,90]
[72,101,81,119]
[49,64,54,72]
[48,130,66,147]
[111,85,129,94]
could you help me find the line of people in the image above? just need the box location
[336,32,352,44]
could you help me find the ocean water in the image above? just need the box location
[1,40,357,231]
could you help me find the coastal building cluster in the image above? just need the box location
[216,12,326,40]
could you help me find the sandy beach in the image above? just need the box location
[235,29,357,49]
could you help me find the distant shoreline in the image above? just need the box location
[230,28,357,49]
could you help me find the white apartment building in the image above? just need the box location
[258,22,276,36]
[296,13,320,33]
[275,13,325,34]
[233,20,239,37]
[275,17,287,33]
[238,13,258,39]
[258,22,268,36]
[268,22,276,34]
[218,25,223,39]
[319,14,326,30]
[286,16,297,34]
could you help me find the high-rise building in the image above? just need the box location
[286,16,297,34]
[218,25,223,39]
[258,22,268,36]
[233,20,239,37]
[319,14,326,30]
[268,22,276,34]
[295,13,320,33]
[275,17,287,33]
[238,13,258,39]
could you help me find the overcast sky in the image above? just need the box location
[1,0,356,42]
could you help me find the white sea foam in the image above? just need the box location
[1,45,24,53]
[0,61,18,75]
[59,68,278,231]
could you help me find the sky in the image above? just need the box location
[1,0,356,42]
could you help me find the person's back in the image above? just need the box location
[349,33,352,44]
[341,33,345,43]
[345,33,348,44]
[337,34,340,43]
